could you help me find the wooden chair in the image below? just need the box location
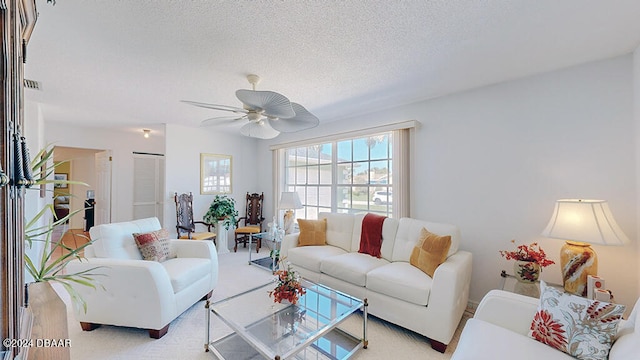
[234,192,265,252]
[174,192,216,243]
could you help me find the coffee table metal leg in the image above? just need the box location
[363,298,368,349]
[205,300,210,352]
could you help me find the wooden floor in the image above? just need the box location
[50,227,90,260]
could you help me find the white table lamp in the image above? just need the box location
[279,192,303,235]
[541,199,628,296]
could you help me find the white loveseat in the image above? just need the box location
[280,212,473,352]
[67,217,218,338]
[452,290,640,360]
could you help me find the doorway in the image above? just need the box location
[52,146,112,244]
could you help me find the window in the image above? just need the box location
[275,122,414,220]
[283,133,393,218]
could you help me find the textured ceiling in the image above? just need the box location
[24,0,640,136]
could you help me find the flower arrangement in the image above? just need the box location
[269,263,306,305]
[499,240,555,267]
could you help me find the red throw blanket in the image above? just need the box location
[359,213,387,258]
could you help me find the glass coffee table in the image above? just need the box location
[205,279,368,359]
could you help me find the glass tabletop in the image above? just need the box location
[209,279,364,359]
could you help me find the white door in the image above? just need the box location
[94,150,112,226]
[132,153,165,222]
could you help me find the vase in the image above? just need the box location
[27,282,70,360]
[513,260,541,283]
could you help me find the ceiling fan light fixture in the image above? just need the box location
[247,112,262,121]
[240,121,279,139]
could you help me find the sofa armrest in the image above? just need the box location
[426,250,472,343]
[280,233,299,258]
[474,289,540,336]
[66,258,178,329]
[170,239,219,289]
[170,239,216,259]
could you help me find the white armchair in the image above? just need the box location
[66,217,218,338]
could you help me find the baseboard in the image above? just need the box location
[465,299,479,316]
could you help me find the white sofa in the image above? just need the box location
[67,217,218,338]
[280,212,473,352]
[452,290,640,360]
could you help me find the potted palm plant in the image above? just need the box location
[203,194,238,230]
[24,145,103,359]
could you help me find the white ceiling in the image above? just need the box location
[24,0,640,136]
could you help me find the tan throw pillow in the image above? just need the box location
[133,229,171,262]
[297,219,327,246]
[409,227,451,277]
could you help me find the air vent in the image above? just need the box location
[24,79,41,90]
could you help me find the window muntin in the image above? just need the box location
[284,132,393,219]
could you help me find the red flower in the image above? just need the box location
[269,265,306,304]
[499,240,555,268]
[530,310,567,351]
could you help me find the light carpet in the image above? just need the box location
[59,248,469,359]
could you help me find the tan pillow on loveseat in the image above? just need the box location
[297,218,327,246]
[409,227,451,277]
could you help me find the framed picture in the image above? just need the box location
[200,153,232,194]
[54,173,68,188]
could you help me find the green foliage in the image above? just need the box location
[25,144,104,313]
[203,195,238,230]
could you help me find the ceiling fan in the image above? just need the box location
[182,74,319,139]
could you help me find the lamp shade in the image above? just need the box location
[279,192,303,210]
[541,199,629,246]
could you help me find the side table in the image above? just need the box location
[247,232,280,273]
[499,270,563,298]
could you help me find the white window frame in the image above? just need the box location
[270,120,416,220]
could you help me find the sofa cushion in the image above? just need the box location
[409,227,451,277]
[90,217,162,260]
[320,253,389,287]
[297,219,327,246]
[319,212,354,252]
[133,229,171,262]
[392,218,460,262]
[287,245,347,273]
[160,257,211,293]
[366,262,432,306]
[453,318,576,360]
[528,282,625,360]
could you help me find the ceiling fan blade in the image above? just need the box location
[239,121,280,139]
[200,115,247,127]
[236,89,295,119]
[181,100,247,114]
[268,103,319,133]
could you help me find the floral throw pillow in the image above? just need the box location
[528,281,625,360]
[133,229,171,262]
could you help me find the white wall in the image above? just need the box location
[42,121,165,223]
[261,55,639,311]
[635,46,640,298]
[163,124,263,251]
[23,102,47,282]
